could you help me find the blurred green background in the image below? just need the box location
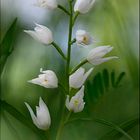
[0,0,139,140]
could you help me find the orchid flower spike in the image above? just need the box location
[25,97,51,130]
[28,68,58,88]
[74,0,96,14]
[24,23,53,45]
[34,0,57,10]
[66,86,85,113]
[76,30,93,46]
[87,46,118,65]
[69,67,93,89]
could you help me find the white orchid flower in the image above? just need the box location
[76,30,93,46]
[28,68,58,88]
[34,0,57,10]
[69,67,93,89]
[66,86,85,113]
[25,97,51,130]
[87,46,118,65]
[74,0,95,14]
[24,23,53,45]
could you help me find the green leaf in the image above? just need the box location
[102,69,109,91]
[86,69,126,103]
[96,73,104,95]
[99,117,139,140]
[111,70,116,88]
[65,117,135,140]
[115,72,125,87]
[0,18,18,55]
[0,18,18,75]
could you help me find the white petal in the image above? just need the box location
[87,46,113,61]
[88,56,119,65]
[74,0,95,14]
[69,67,85,88]
[24,23,53,45]
[76,30,93,46]
[25,102,40,129]
[65,95,71,111]
[28,70,58,89]
[36,97,51,130]
[35,0,57,9]
[42,71,58,88]
[24,30,39,41]
[66,86,85,113]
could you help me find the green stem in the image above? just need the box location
[64,111,72,124]
[66,0,73,94]
[56,1,73,140]
[56,111,72,140]
[69,59,88,75]
[72,11,79,26]
[58,5,70,15]
[58,83,67,95]
[51,42,67,60]
[55,105,65,140]
[70,38,76,45]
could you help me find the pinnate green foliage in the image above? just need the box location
[86,69,126,102]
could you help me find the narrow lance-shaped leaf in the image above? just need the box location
[111,70,116,88]
[115,72,125,87]
[96,72,104,95]
[99,117,139,140]
[0,18,18,75]
[102,69,109,91]
[0,18,18,55]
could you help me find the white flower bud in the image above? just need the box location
[35,0,57,10]
[74,0,95,14]
[69,67,93,89]
[24,23,53,45]
[66,86,85,113]
[25,97,51,130]
[76,30,93,46]
[87,46,118,65]
[28,68,58,88]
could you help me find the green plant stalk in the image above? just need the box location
[52,42,67,60]
[56,111,72,140]
[56,1,73,140]
[58,5,70,15]
[69,59,88,75]
[72,11,79,26]
[66,0,73,93]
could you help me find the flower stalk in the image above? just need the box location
[52,42,67,60]
[66,0,73,94]
[72,11,79,26]
[58,5,70,15]
[70,59,88,75]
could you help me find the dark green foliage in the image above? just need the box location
[0,18,18,75]
[86,69,126,102]
[99,117,139,140]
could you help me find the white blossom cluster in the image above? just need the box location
[24,0,118,131]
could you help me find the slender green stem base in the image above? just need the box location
[72,11,79,26]
[70,59,88,75]
[56,1,73,140]
[52,42,67,60]
[58,5,70,15]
